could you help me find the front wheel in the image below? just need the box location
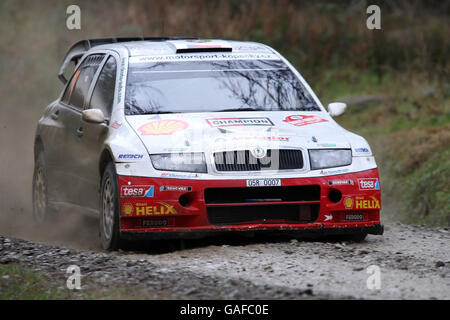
[99,162,121,251]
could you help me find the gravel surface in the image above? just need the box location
[0,221,449,299]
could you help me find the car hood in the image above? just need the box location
[125,111,353,154]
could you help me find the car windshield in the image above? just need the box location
[125,59,320,115]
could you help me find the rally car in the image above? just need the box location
[33,37,383,250]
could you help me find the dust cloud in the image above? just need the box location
[0,110,100,250]
[0,1,105,249]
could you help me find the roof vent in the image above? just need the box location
[168,40,233,54]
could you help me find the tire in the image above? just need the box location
[99,162,121,251]
[32,152,51,223]
[326,231,368,243]
[350,232,368,242]
[333,232,368,243]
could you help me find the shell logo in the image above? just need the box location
[138,120,188,135]
[343,196,354,209]
[123,203,133,215]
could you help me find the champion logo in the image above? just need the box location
[206,117,274,127]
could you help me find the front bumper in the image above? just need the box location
[121,224,384,240]
[117,168,383,238]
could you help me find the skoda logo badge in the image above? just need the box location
[251,146,267,159]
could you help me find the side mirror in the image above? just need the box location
[82,109,105,124]
[328,102,347,117]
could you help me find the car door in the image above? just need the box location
[57,54,105,206]
[41,100,71,205]
[76,55,118,209]
[44,63,83,205]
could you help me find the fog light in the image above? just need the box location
[179,194,190,207]
[328,189,342,203]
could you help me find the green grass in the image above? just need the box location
[0,264,177,300]
[313,68,389,103]
[400,147,450,225]
[316,68,450,226]
[0,264,72,299]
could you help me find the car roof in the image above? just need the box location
[94,39,277,56]
[59,38,280,84]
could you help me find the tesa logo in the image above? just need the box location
[358,178,380,190]
[120,185,154,197]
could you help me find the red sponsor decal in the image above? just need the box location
[111,121,122,129]
[283,115,327,127]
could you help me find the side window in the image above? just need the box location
[63,54,104,109]
[89,56,117,118]
[62,68,80,104]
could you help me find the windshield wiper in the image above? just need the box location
[216,108,258,112]
[143,111,176,114]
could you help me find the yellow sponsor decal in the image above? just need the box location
[123,203,133,215]
[343,196,354,209]
[138,120,188,135]
[355,196,380,210]
[135,202,178,216]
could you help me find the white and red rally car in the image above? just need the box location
[33,38,383,250]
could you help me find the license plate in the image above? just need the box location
[142,219,168,227]
[345,213,364,221]
[246,178,281,187]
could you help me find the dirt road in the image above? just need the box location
[1,216,449,299]
[121,221,450,299]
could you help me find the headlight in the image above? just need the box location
[309,149,352,170]
[150,153,207,173]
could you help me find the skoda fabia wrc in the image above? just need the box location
[33,37,383,250]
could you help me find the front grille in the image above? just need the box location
[207,204,320,225]
[213,149,303,171]
[204,185,321,204]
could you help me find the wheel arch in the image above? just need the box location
[34,135,44,160]
[99,147,114,181]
